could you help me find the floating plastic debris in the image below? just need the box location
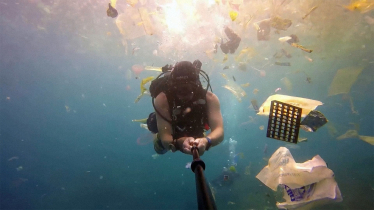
[131,64,145,76]
[302,6,318,19]
[336,129,359,140]
[229,11,238,21]
[281,77,292,91]
[241,83,250,87]
[358,135,374,145]
[278,36,292,42]
[107,3,118,18]
[275,62,291,66]
[344,0,374,13]
[290,43,313,53]
[300,110,328,132]
[258,94,323,117]
[135,76,154,103]
[328,66,364,96]
[270,16,292,30]
[138,7,153,35]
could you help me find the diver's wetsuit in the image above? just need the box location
[152,87,209,154]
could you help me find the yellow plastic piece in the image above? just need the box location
[132,118,147,123]
[220,73,229,81]
[134,76,154,103]
[336,129,374,145]
[116,6,145,40]
[328,66,364,96]
[257,94,323,117]
[235,47,256,62]
[336,129,359,140]
[223,54,228,63]
[140,76,154,94]
[241,83,250,87]
[144,66,162,72]
[229,11,238,21]
[110,0,117,8]
[221,74,247,102]
[229,165,237,173]
[359,135,374,145]
[344,0,374,13]
[138,7,154,35]
[127,0,138,7]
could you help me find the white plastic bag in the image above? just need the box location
[256,147,342,209]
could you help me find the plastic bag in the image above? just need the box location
[256,147,342,209]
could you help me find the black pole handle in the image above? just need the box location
[190,146,217,210]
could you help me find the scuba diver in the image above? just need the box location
[147,60,224,156]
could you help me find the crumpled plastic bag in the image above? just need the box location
[277,177,342,210]
[256,147,342,209]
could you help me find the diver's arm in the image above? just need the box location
[154,92,174,149]
[205,91,224,147]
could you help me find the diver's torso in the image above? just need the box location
[165,89,208,139]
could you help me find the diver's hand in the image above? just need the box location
[192,137,209,156]
[181,137,195,155]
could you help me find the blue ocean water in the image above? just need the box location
[1,1,374,210]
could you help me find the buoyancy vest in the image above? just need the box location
[164,87,209,139]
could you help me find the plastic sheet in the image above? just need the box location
[336,129,374,145]
[134,76,154,103]
[281,77,292,91]
[116,6,146,40]
[127,0,138,7]
[138,7,154,35]
[328,66,364,96]
[358,135,374,145]
[258,94,323,117]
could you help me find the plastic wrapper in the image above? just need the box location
[221,73,246,102]
[300,110,328,132]
[256,147,342,210]
[134,76,154,103]
[256,19,271,41]
[127,0,138,7]
[138,7,154,35]
[270,16,292,30]
[228,138,237,166]
[116,6,146,40]
[258,94,323,117]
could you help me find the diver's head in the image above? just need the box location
[169,61,201,101]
